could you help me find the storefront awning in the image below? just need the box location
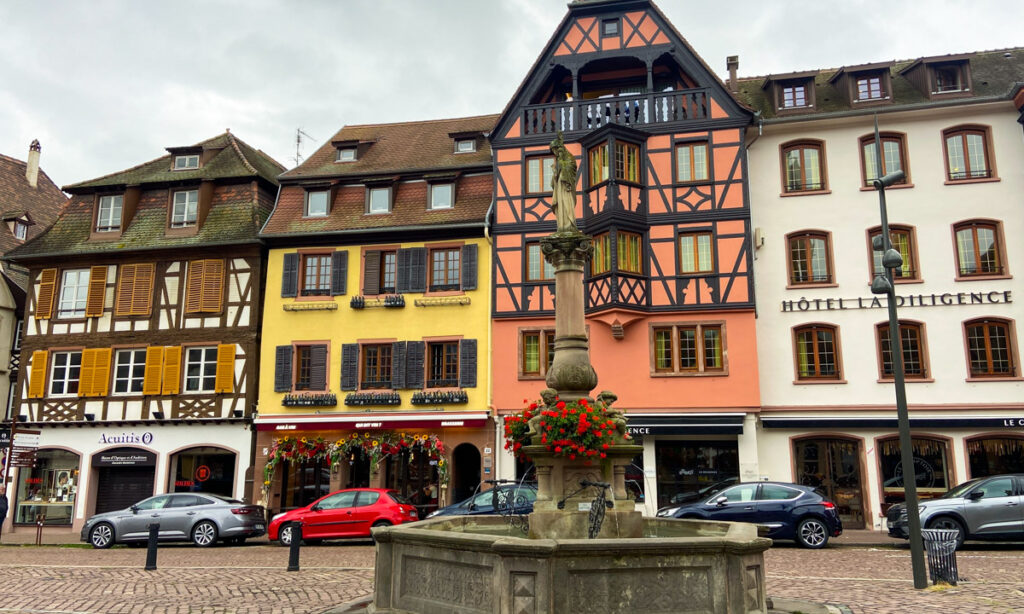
[254,412,490,432]
[626,413,746,436]
[761,416,1024,429]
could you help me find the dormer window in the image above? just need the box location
[173,155,199,170]
[337,148,357,162]
[13,221,27,240]
[933,64,966,93]
[305,190,329,217]
[455,139,476,153]
[171,190,199,227]
[96,195,123,232]
[429,183,453,210]
[855,72,886,101]
[367,186,391,215]
[763,73,817,113]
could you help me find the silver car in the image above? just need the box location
[887,474,1024,548]
[80,493,266,548]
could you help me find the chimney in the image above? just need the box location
[26,139,41,188]
[726,56,739,94]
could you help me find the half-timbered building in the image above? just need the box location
[4,132,282,535]
[489,0,760,514]
[256,116,495,516]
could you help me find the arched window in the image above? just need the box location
[787,231,832,284]
[860,133,908,186]
[954,220,1004,277]
[876,321,927,378]
[793,324,841,380]
[943,126,993,181]
[964,318,1016,377]
[868,225,917,280]
[780,141,826,193]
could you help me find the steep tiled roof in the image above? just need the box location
[280,114,498,180]
[0,150,67,260]
[65,132,285,191]
[733,48,1024,120]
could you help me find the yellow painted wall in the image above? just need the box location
[258,237,492,416]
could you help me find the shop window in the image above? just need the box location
[526,156,554,194]
[967,437,1024,477]
[361,343,392,389]
[14,449,79,525]
[794,324,841,380]
[652,323,724,375]
[675,142,709,183]
[964,318,1016,377]
[944,126,993,181]
[654,440,738,510]
[781,141,826,193]
[384,447,439,504]
[429,248,461,291]
[277,458,330,513]
[795,438,865,528]
[300,253,332,297]
[113,348,147,394]
[171,189,199,227]
[525,242,554,282]
[170,446,236,496]
[520,329,555,379]
[868,226,917,280]
[861,133,908,186]
[878,437,950,507]
[679,231,714,274]
[49,350,82,396]
[184,346,218,393]
[427,341,459,388]
[877,321,927,379]
[954,221,1003,277]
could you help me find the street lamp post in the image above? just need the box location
[869,121,928,589]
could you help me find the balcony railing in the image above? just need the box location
[521,88,710,136]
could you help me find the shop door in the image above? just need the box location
[95,466,156,514]
[795,438,865,529]
[452,444,481,505]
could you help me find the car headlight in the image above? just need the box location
[271,512,286,522]
[656,507,680,517]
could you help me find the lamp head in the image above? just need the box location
[870,274,893,295]
[872,170,906,189]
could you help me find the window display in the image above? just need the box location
[878,437,950,507]
[654,440,738,509]
[170,447,236,497]
[15,449,80,525]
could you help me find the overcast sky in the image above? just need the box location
[1,0,1021,188]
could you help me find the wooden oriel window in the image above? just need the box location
[114,263,155,316]
[679,231,714,274]
[521,330,555,378]
[782,141,826,193]
[861,134,908,186]
[794,325,841,380]
[185,259,224,313]
[526,156,554,194]
[429,248,460,291]
[965,319,1015,377]
[427,341,459,388]
[589,144,609,184]
[113,348,147,395]
[96,195,123,232]
[617,231,643,274]
[614,142,640,183]
[954,221,1002,277]
[676,142,708,183]
[869,227,916,279]
[361,344,392,389]
[788,232,832,284]
[652,323,724,375]
[877,322,927,378]
[526,243,554,282]
[944,127,992,181]
[300,254,332,297]
[591,233,611,275]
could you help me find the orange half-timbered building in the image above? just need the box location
[490,0,761,513]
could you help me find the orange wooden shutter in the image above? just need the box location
[185,261,204,313]
[114,264,137,316]
[86,266,107,317]
[162,346,182,395]
[143,346,165,395]
[200,259,224,313]
[35,268,57,320]
[28,350,49,398]
[92,348,112,397]
[78,349,96,397]
[215,343,235,393]
[133,263,155,315]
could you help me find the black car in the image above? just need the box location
[426,482,537,518]
[656,481,843,548]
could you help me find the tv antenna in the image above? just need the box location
[293,128,316,166]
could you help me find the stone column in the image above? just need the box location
[540,231,597,401]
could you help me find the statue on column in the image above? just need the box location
[549,132,578,234]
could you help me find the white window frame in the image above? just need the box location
[50,351,82,397]
[336,148,356,162]
[184,346,218,393]
[455,139,476,153]
[368,187,390,215]
[306,190,329,217]
[58,269,90,318]
[429,183,453,210]
[174,155,199,170]
[13,221,27,240]
[97,195,123,232]
[12,319,22,351]
[171,190,199,227]
[113,348,147,395]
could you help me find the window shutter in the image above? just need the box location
[461,244,478,291]
[200,259,224,313]
[29,350,49,398]
[86,266,107,317]
[363,251,381,295]
[185,261,204,313]
[274,345,292,392]
[394,249,410,294]
[78,350,96,397]
[459,339,477,388]
[405,341,425,389]
[133,263,155,316]
[92,348,112,397]
[215,344,235,393]
[143,346,165,395]
[281,253,299,298]
[310,344,328,390]
[409,248,427,293]
[340,344,358,391]
[331,251,348,296]
[391,341,407,389]
[35,268,57,320]
[115,265,137,316]
[161,346,182,395]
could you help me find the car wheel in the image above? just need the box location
[796,518,829,549]
[278,523,296,547]
[89,523,115,549]
[370,520,392,543]
[927,516,966,549]
[191,520,219,547]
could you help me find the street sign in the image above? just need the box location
[13,431,41,448]
[0,426,11,447]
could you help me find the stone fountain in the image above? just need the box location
[369,133,770,613]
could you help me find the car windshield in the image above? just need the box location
[204,493,244,504]
[387,491,413,505]
[940,479,982,499]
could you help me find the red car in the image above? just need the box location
[268,488,418,545]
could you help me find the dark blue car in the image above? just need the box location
[656,481,843,548]
[426,483,537,518]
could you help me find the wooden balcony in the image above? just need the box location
[521,88,710,136]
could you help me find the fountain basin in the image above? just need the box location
[370,515,771,614]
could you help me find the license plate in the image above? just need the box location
[254,524,265,531]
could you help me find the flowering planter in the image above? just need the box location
[344,392,401,406]
[282,393,338,407]
[410,390,469,405]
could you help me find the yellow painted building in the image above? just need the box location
[255,115,498,517]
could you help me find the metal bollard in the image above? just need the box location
[287,522,302,572]
[145,523,160,571]
[35,513,44,546]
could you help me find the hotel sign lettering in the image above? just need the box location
[782,290,1012,312]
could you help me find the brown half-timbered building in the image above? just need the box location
[4,132,282,536]
[490,0,762,514]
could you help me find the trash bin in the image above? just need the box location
[921,528,959,585]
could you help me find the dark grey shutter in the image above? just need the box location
[461,244,477,291]
[405,341,425,389]
[274,345,292,392]
[395,249,411,294]
[341,344,359,391]
[409,247,427,293]
[391,341,407,389]
[331,251,348,295]
[363,251,380,295]
[310,344,328,390]
[459,339,477,388]
[281,253,299,298]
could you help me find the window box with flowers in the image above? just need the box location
[344,391,401,406]
[282,393,338,407]
[410,390,469,405]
